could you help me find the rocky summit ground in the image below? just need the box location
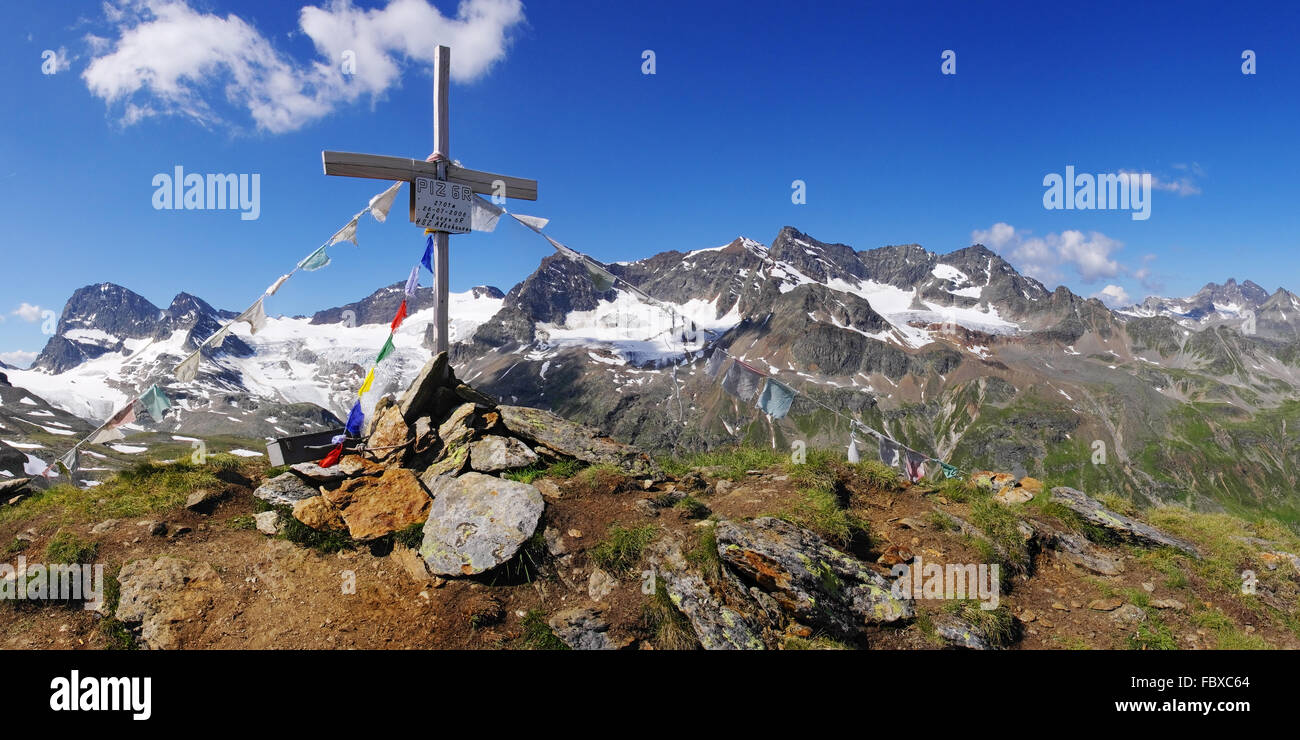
[3,354,1299,651]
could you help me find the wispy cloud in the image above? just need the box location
[1118,164,1204,197]
[972,222,1124,285]
[81,0,526,134]
[11,303,45,322]
[0,350,38,368]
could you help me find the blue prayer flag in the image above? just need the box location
[345,402,364,437]
[421,235,433,274]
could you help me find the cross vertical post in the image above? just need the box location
[322,44,538,361]
[431,45,451,355]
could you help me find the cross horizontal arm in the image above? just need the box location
[322,150,538,201]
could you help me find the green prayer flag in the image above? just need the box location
[376,334,396,363]
[298,244,330,272]
[938,461,960,479]
[139,385,172,422]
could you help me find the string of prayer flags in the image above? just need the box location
[404,266,420,298]
[755,378,796,419]
[391,300,408,332]
[235,298,268,335]
[345,402,364,437]
[298,244,331,272]
[139,385,172,422]
[722,360,763,402]
[174,350,201,383]
[368,181,403,223]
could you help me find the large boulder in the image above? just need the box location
[647,535,764,650]
[254,472,318,507]
[367,404,412,464]
[497,405,658,476]
[469,435,539,473]
[115,557,223,650]
[322,468,431,540]
[398,352,454,422]
[715,517,913,640]
[418,472,544,576]
[292,496,346,531]
[1050,487,1200,557]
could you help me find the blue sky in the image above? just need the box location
[1,0,1297,365]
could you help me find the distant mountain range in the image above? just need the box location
[6,226,1300,524]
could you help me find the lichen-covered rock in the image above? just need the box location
[715,517,913,640]
[322,468,431,541]
[115,557,223,650]
[418,472,544,576]
[647,535,765,650]
[548,607,622,650]
[932,614,996,650]
[1050,487,1200,557]
[469,435,538,473]
[1031,519,1124,575]
[498,405,658,476]
[292,495,346,531]
[253,472,317,507]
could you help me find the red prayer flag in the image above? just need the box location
[319,443,343,468]
[391,300,408,332]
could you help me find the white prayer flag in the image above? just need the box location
[90,426,126,445]
[472,195,504,232]
[368,181,403,223]
[328,213,362,246]
[511,213,550,232]
[265,273,291,296]
[174,350,202,383]
[235,298,268,335]
[209,324,233,348]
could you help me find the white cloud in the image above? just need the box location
[11,303,44,322]
[1091,284,1131,307]
[0,350,38,368]
[972,222,1123,285]
[1118,167,1202,196]
[81,0,526,133]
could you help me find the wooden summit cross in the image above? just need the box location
[322,45,538,354]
